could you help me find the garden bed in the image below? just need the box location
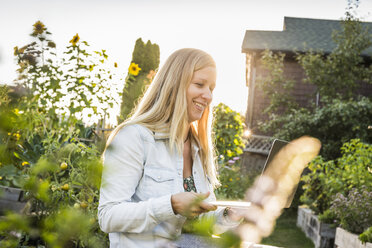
[297,206,335,248]
[335,227,372,248]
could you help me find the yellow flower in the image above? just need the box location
[114,62,118,68]
[0,176,2,180]
[33,20,46,35]
[22,161,29,166]
[128,62,141,76]
[229,178,233,182]
[70,33,80,46]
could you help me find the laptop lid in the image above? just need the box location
[258,139,301,208]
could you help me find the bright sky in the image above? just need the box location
[1,0,372,123]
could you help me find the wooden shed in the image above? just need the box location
[242,16,372,135]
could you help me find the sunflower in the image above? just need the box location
[128,62,141,76]
[70,33,80,46]
[33,20,46,35]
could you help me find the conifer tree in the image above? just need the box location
[118,38,160,122]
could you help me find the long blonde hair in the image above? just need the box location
[106,48,220,188]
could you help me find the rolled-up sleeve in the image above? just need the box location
[98,125,175,233]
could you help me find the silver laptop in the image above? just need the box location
[210,139,296,209]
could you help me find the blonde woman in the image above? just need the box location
[98,48,241,248]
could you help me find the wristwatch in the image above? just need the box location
[223,207,230,217]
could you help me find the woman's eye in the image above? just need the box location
[195,83,203,87]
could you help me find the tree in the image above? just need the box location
[261,97,372,160]
[256,50,297,115]
[118,38,160,122]
[297,15,372,100]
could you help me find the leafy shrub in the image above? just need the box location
[262,97,372,160]
[301,139,372,215]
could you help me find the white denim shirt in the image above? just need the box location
[98,124,238,248]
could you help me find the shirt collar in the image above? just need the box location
[153,131,201,157]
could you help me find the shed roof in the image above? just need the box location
[242,17,372,55]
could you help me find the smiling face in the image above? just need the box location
[186,66,216,123]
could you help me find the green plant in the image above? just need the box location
[301,139,372,215]
[62,34,120,125]
[0,20,117,247]
[0,139,107,247]
[14,21,120,129]
[360,227,372,244]
[212,103,249,199]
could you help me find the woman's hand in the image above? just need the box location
[171,191,217,219]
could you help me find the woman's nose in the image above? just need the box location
[202,88,213,102]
